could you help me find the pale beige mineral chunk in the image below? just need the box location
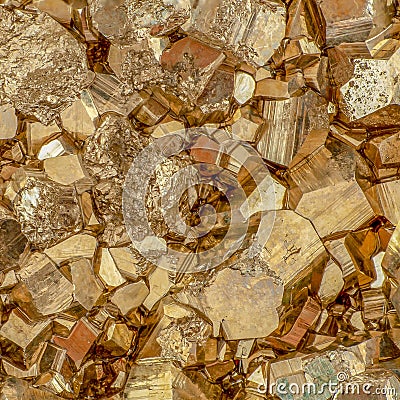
[111,281,150,314]
[162,298,192,320]
[37,137,75,160]
[45,234,97,264]
[340,59,393,120]
[0,103,17,139]
[234,72,255,105]
[255,67,272,81]
[17,253,73,316]
[109,247,139,279]
[231,116,260,143]
[240,176,286,218]
[124,358,221,400]
[95,248,126,288]
[177,268,283,340]
[27,123,60,157]
[71,258,103,310]
[0,310,51,366]
[371,252,385,289]
[143,268,172,311]
[60,97,97,138]
[382,223,400,279]
[350,311,365,331]
[235,339,255,359]
[260,210,327,288]
[231,105,263,143]
[44,155,86,185]
[295,180,375,237]
[365,180,400,225]
[0,270,18,289]
[318,259,344,307]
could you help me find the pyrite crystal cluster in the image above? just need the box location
[2,0,400,399]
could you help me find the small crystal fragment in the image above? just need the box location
[0,310,51,367]
[318,259,344,307]
[111,281,149,315]
[99,320,134,356]
[361,288,387,321]
[0,104,17,139]
[37,137,75,161]
[95,247,126,288]
[15,253,73,316]
[70,258,103,310]
[234,72,255,105]
[44,155,86,185]
[231,106,263,143]
[143,267,173,311]
[44,233,97,264]
[53,319,100,368]
[254,79,289,99]
[60,96,97,138]
[13,176,82,248]
[0,206,28,272]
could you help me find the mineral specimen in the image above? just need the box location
[0,7,89,125]
[1,0,400,398]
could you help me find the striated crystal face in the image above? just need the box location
[2,0,400,398]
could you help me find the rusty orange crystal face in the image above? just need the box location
[1,0,400,398]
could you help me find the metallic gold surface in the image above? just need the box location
[1,0,400,398]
